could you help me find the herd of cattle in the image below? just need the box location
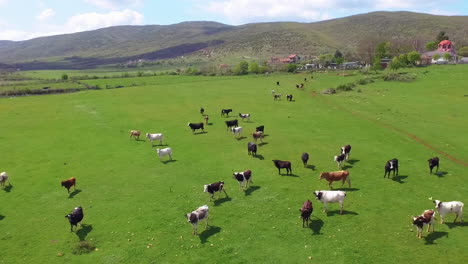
[0,81,464,241]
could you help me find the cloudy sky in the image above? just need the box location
[0,0,466,41]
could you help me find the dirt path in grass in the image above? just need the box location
[312,91,468,167]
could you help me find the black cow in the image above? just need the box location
[188,122,204,133]
[428,157,439,174]
[248,142,257,157]
[286,94,293,101]
[276,81,280,85]
[232,170,252,191]
[200,107,204,115]
[65,206,84,232]
[301,152,309,167]
[225,119,238,131]
[272,160,292,175]
[256,125,265,133]
[300,200,313,227]
[203,181,227,201]
[221,109,232,117]
[341,145,352,161]
[384,158,399,178]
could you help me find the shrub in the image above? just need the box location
[382,72,416,82]
[322,88,336,94]
[336,83,355,91]
[356,78,374,85]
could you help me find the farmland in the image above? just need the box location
[0,65,467,263]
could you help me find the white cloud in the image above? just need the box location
[0,0,8,5]
[427,9,459,16]
[0,30,29,41]
[36,8,55,21]
[83,0,143,10]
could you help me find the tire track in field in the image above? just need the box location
[311,91,468,167]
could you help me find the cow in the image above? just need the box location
[301,152,309,167]
[231,127,242,138]
[0,172,9,188]
[129,130,141,140]
[248,142,257,157]
[256,125,265,133]
[221,109,232,117]
[300,83,304,88]
[272,160,292,175]
[239,113,250,121]
[286,94,293,101]
[225,119,238,131]
[319,171,351,189]
[314,190,346,215]
[412,209,435,238]
[274,94,282,100]
[341,145,352,161]
[232,170,252,191]
[188,122,204,133]
[276,81,280,85]
[65,206,84,232]
[296,84,300,88]
[204,181,227,201]
[200,107,204,115]
[186,205,209,235]
[252,131,263,143]
[334,154,346,169]
[204,115,209,125]
[156,148,172,161]
[61,177,76,194]
[300,200,313,227]
[146,133,164,146]
[384,158,399,178]
[304,78,307,82]
[428,157,439,174]
[433,200,464,223]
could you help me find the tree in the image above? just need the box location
[319,53,334,66]
[425,41,437,51]
[285,64,298,73]
[258,65,269,74]
[233,61,249,75]
[443,52,452,61]
[389,57,402,71]
[375,42,390,59]
[335,57,345,66]
[407,51,421,65]
[436,31,449,42]
[398,54,409,66]
[334,50,343,59]
[61,73,68,81]
[249,62,259,74]
[371,57,383,72]
[432,53,441,61]
[458,47,468,57]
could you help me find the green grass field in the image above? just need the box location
[0,66,467,263]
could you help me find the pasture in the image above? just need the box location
[0,65,467,263]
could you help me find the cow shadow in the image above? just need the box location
[347,159,360,165]
[68,189,82,199]
[3,184,13,192]
[151,144,169,148]
[236,136,247,140]
[76,224,93,241]
[424,231,448,245]
[0,215,5,221]
[391,175,408,184]
[262,134,269,138]
[282,173,299,177]
[342,165,353,170]
[199,226,221,244]
[194,131,208,135]
[305,165,316,170]
[135,138,145,142]
[161,159,177,164]
[254,154,264,160]
[207,123,213,126]
[326,210,358,216]
[244,186,260,196]
[445,222,467,229]
[339,187,360,192]
[213,197,232,206]
[258,142,268,146]
[309,217,324,235]
[435,171,447,177]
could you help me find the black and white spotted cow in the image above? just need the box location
[232,170,252,191]
[384,158,399,178]
[186,205,209,235]
[203,181,227,201]
[334,153,346,169]
[341,145,352,161]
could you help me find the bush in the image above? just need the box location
[356,78,374,85]
[382,72,416,82]
[336,83,355,91]
[322,88,336,94]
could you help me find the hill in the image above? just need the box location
[1,11,467,69]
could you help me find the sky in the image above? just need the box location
[0,0,466,41]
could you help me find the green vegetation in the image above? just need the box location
[0,65,467,263]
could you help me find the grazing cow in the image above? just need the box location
[300,83,304,88]
[412,209,435,238]
[188,122,204,133]
[204,115,209,125]
[301,152,309,167]
[286,94,293,101]
[384,158,399,178]
[221,109,232,117]
[61,177,76,194]
[0,172,9,188]
[299,200,313,227]
[276,81,280,85]
[239,113,250,121]
[232,170,252,191]
[256,125,265,133]
[271,90,275,94]
[200,107,204,115]
[156,148,172,160]
[296,84,300,88]
[186,205,209,235]
[428,157,439,174]
[225,119,238,131]
[252,131,263,143]
[203,181,227,201]
[65,206,84,232]
[274,94,282,100]
[231,127,242,138]
[433,200,464,223]
[341,145,352,161]
[129,130,141,140]
[319,171,351,189]
[304,78,307,82]
[248,142,257,157]
[272,160,292,175]
[314,190,346,215]
[146,133,164,146]
[334,154,346,169]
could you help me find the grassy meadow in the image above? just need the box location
[0,65,467,263]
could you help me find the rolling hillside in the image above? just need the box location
[1,11,467,69]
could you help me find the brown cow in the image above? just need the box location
[299,200,313,227]
[61,177,76,193]
[252,131,263,143]
[319,170,350,189]
[412,209,435,238]
[130,130,141,140]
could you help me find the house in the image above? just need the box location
[422,40,458,65]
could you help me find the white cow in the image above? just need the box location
[231,127,242,138]
[0,172,9,188]
[156,148,172,160]
[239,113,250,121]
[146,133,164,146]
[314,190,346,214]
[434,200,464,223]
[186,205,209,235]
